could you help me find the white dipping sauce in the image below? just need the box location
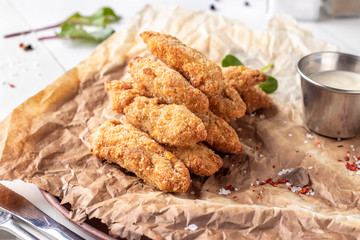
[309,70,360,90]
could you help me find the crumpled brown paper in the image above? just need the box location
[1,5,360,239]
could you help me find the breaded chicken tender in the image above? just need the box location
[128,57,209,114]
[241,85,273,113]
[223,66,267,91]
[207,83,246,122]
[166,143,223,177]
[196,111,243,154]
[125,97,207,147]
[89,120,191,193]
[222,66,272,113]
[105,79,138,114]
[105,81,207,146]
[140,31,222,96]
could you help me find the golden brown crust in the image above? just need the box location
[207,83,246,122]
[128,57,209,114]
[125,96,207,147]
[105,80,207,146]
[89,120,191,193]
[241,85,273,113]
[223,66,267,91]
[196,111,244,154]
[166,143,223,177]
[140,31,222,96]
[105,79,138,114]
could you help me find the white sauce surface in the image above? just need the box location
[309,70,360,90]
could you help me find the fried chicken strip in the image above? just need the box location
[207,83,246,122]
[241,85,273,113]
[223,66,267,91]
[222,66,272,113]
[128,57,209,114]
[105,79,138,114]
[166,143,223,177]
[140,31,222,96]
[89,120,191,193]
[105,80,207,146]
[125,97,207,146]
[196,111,243,154]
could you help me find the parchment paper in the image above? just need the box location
[1,5,360,240]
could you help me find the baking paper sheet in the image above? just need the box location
[1,5,360,239]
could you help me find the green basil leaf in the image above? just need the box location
[57,23,114,43]
[258,75,278,93]
[221,54,244,67]
[65,7,120,27]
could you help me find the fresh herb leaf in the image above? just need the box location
[221,54,244,67]
[65,7,120,27]
[258,75,278,93]
[56,23,114,43]
[4,7,120,39]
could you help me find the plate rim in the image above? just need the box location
[39,189,116,240]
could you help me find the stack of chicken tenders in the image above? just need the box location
[89,31,272,193]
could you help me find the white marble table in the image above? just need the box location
[0,0,359,239]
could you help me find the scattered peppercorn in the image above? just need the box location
[244,1,250,6]
[210,4,216,11]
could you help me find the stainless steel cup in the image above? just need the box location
[297,51,360,138]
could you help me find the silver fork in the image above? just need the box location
[0,211,38,240]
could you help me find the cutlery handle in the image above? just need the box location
[0,218,38,240]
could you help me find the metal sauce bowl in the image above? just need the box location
[297,51,360,138]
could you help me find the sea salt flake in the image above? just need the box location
[259,154,264,158]
[304,140,308,144]
[337,138,341,141]
[286,182,292,186]
[234,188,239,191]
[308,166,313,170]
[256,180,260,185]
[250,183,253,186]
[349,172,354,176]
[218,188,231,195]
[283,120,287,124]
[288,133,293,137]
[250,112,256,117]
[259,114,265,119]
[306,133,314,139]
[184,224,198,231]
[278,168,294,176]
[191,191,195,195]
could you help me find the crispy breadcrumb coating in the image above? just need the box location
[140,31,222,96]
[128,57,209,114]
[105,81,207,146]
[222,66,272,113]
[196,111,243,154]
[89,120,191,193]
[222,66,267,91]
[207,83,246,122]
[105,79,138,114]
[125,96,207,147]
[166,143,223,177]
[241,85,273,113]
